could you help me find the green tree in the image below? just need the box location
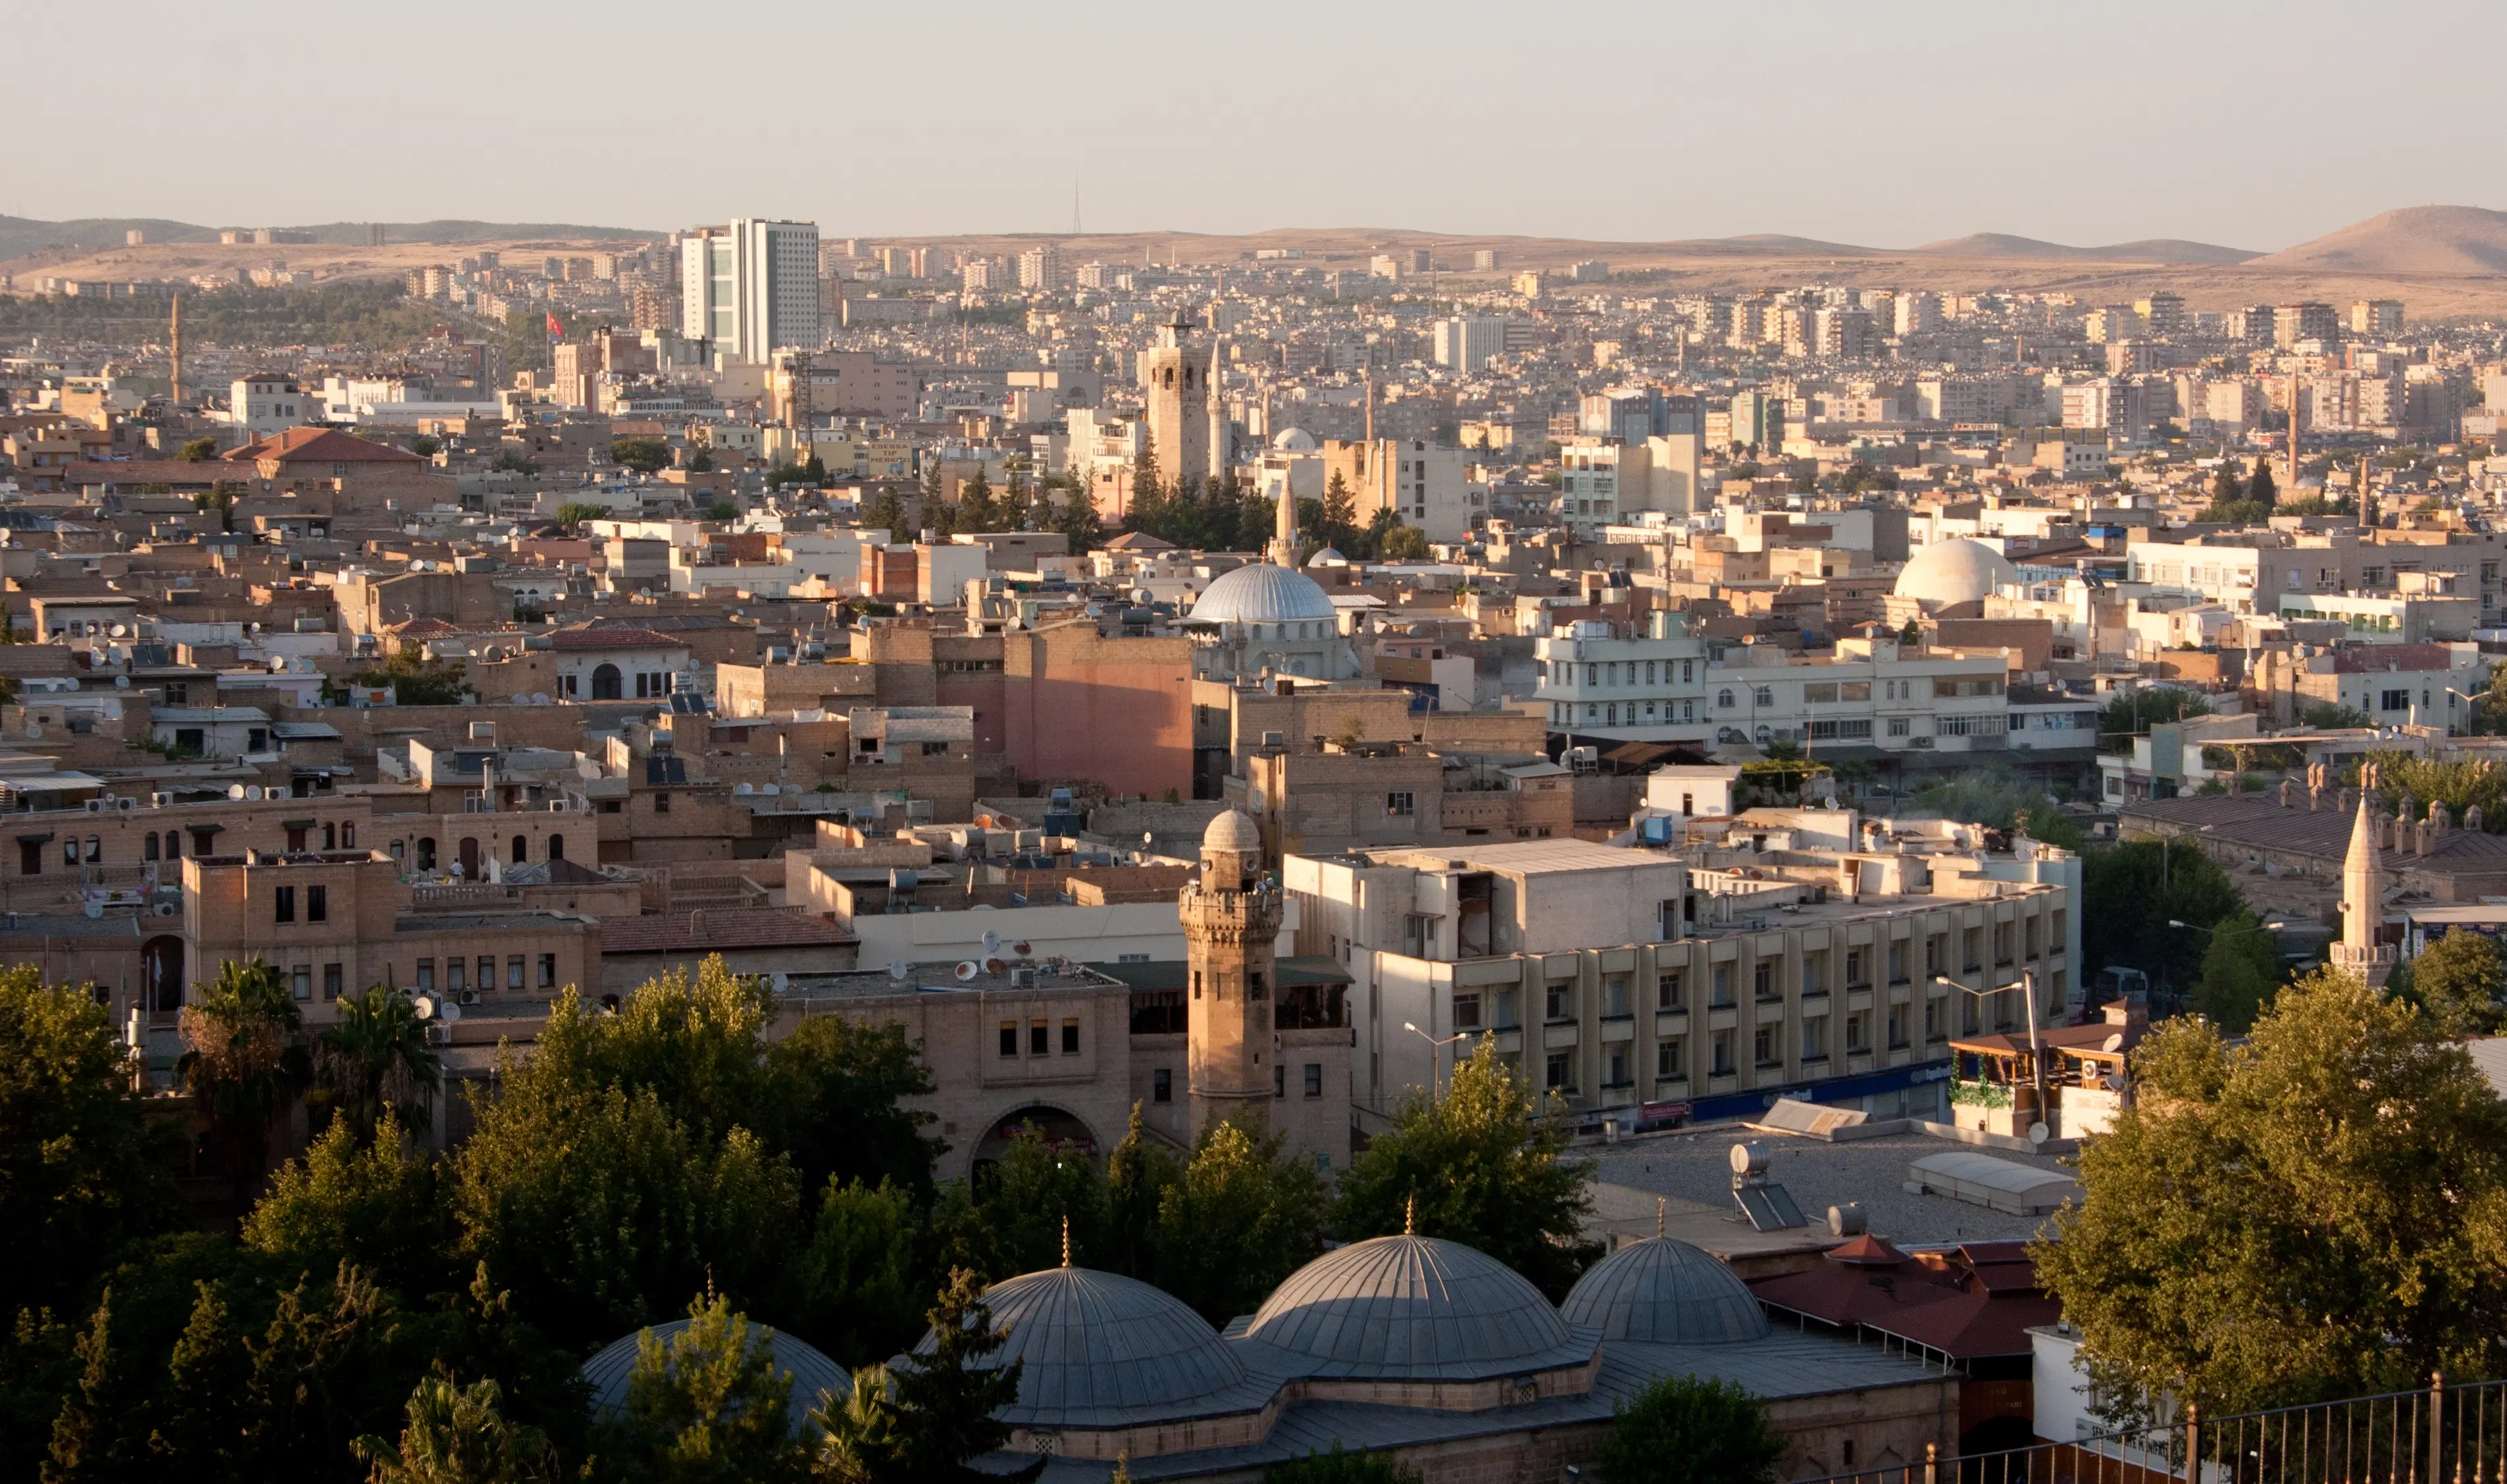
[2036,967,2507,1418]
[355,1372,557,1484]
[1154,1121,1329,1327]
[2209,462,2244,508]
[1594,1375,1785,1484]
[0,966,178,1316]
[349,647,473,708]
[2298,700,2373,730]
[762,1016,943,1201]
[809,1270,1035,1484]
[2097,687,2213,746]
[600,1292,802,1484]
[2396,928,2507,1038]
[554,501,610,531]
[955,468,996,533]
[1263,1444,1417,1484]
[2360,751,2507,831]
[409,436,442,459]
[243,1110,459,1295]
[2079,839,2247,1001]
[176,437,220,462]
[707,501,738,523]
[2248,456,2277,508]
[2189,913,2282,1033]
[149,1281,251,1484]
[1100,1104,1177,1283]
[1379,524,1430,562]
[178,958,311,1199]
[929,1129,1107,1283]
[1051,468,1100,553]
[862,485,910,542]
[319,986,441,1137]
[239,1263,402,1482]
[1330,1036,1600,1299]
[612,439,671,473]
[44,1290,145,1484]
[788,1180,925,1368]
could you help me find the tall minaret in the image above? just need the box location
[1269,464,1300,569]
[168,292,183,406]
[2333,776,2395,988]
[1182,808,1280,1137]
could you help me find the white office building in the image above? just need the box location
[680,218,821,364]
[1432,316,1509,372]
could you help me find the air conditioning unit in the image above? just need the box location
[458,990,480,1006]
[424,1024,452,1047]
[1911,735,1936,749]
[116,797,136,811]
[83,799,105,813]
[150,793,174,808]
[154,901,179,917]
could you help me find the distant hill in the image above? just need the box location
[1911,233,2258,264]
[0,214,654,262]
[2248,206,2507,274]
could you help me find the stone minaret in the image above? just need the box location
[2334,777,2395,988]
[1182,808,1280,1136]
[1139,309,1212,492]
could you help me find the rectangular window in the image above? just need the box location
[1545,981,1573,1021]
[1925,997,1942,1040]
[1386,791,1415,817]
[1656,1038,1686,1079]
[274,885,295,924]
[291,966,311,1001]
[1846,949,1865,987]
[1711,963,1734,1007]
[1061,1018,1080,1054]
[417,959,434,993]
[307,884,327,923]
[1887,716,1911,737]
[1711,1029,1735,1076]
[1754,960,1775,1000]
[1153,1068,1173,1102]
[1545,1052,1572,1091]
[1840,681,1871,701]
[1656,970,1684,1011]
[1607,1047,1630,1087]
[539,953,557,988]
[1846,1012,1869,1053]
[508,955,525,990]
[1454,991,1482,1029]
[1803,682,1838,704]
[1604,975,1631,1018]
[1029,1020,1050,1056]
[1888,942,1906,983]
[1304,1063,1323,1098]
[323,963,342,1001]
[653,792,671,813]
[1275,1063,1286,1099]
[1754,1024,1779,1067]
[478,957,495,994]
[999,1021,1018,1057]
[448,959,466,993]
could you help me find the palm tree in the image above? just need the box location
[178,957,310,1195]
[320,985,442,1138]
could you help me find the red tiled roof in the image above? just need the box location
[1750,1247,2057,1360]
[601,908,854,955]
[547,626,680,650]
[225,426,424,464]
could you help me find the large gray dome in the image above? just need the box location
[1242,1234,1592,1379]
[1559,1237,1769,1345]
[582,1318,849,1434]
[1188,560,1338,625]
[921,1266,1263,1424]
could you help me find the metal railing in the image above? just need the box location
[1792,1374,2507,1484]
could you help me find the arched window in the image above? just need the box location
[165,831,181,859]
[511,835,528,864]
[143,834,159,862]
[1754,687,1773,706]
[1717,689,1735,708]
[416,837,437,871]
[591,663,623,701]
[547,833,565,862]
[340,824,355,849]
[86,836,99,863]
[321,822,336,851]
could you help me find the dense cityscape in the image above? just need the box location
[10,18,2507,1483]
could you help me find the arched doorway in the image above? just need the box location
[415,837,436,871]
[141,935,184,1014]
[591,663,622,700]
[969,1104,1099,1186]
[547,833,565,862]
[457,837,479,878]
[511,835,528,864]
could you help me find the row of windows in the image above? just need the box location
[1709,676,2004,708]
[413,954,557,993]
[1538,658,1700,688]
[1142,1063,1330,1102]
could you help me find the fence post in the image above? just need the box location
[2182,1402,2200,1484]
[1922,1441,1937,1484]
[2430,1371,2445,1484]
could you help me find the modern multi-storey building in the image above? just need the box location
[678,218,821,364]
[1286,812,2081,1133]
[1432,316,1508,372]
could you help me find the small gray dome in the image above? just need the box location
[582,1318,849,1435]
[1559,1237,1769,1345]
[1203,808,1261,853]
[1188,560,1338,625]
[1243,1234,1588,1379]
[921,1266,1255,1423]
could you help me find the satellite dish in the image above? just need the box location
[2102,1032,2125,1052]
[21,724,36,740]
[2028,1121,2052,1145]
[411,995,436,1020]
[1011,941,1032,956]
[771,971,789,994]
[532,693,549,705]
[981,929,1001,954]
[954,961,980,981]
[113,675,130,689]
[886,960,911,982]
[83,898,102,919]
[511,693,528,704]
[439,1001,461,1024]
[227,783,247,799]
[108,623,126,637]
[982,956,1008,976]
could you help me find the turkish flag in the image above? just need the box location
[545,311,564,336]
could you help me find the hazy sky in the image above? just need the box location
[11,0,2504,250]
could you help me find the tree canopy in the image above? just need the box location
[1594,1375,1786,1484]
[2037,967,2507,1418]
[2079,839,2248,1003]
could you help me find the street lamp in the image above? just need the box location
[2446,685,2496,736]
[1402,1021,1471,1106]
[1935,970,2046,1125]
[2167,919,2287,933]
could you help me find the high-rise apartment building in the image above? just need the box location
[2352,299,2405,336]
[1472,249,1500,272]
[2274,302,2340,349]
[1017,245,1065,290]
[1432,316,1508,372]
[678,218,821,364]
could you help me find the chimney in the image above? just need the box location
[2278,779,2295,809]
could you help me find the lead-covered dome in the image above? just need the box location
[1892,538,2017,612]
[1558,1237,1769,1345]
[583,1318,849,1433]
[1188,561,1338,625]
[920,1266,1266,1425]
[1241,1234,1592,1379]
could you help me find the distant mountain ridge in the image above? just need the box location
[1910,232,2260,264]
[2248,206,2507,275]
[0,215,656,261]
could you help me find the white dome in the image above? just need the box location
[1892,539,2018,612]
[1271,426,1318,451]
[1203,808,1261,853]
[1188,561,1338,625]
